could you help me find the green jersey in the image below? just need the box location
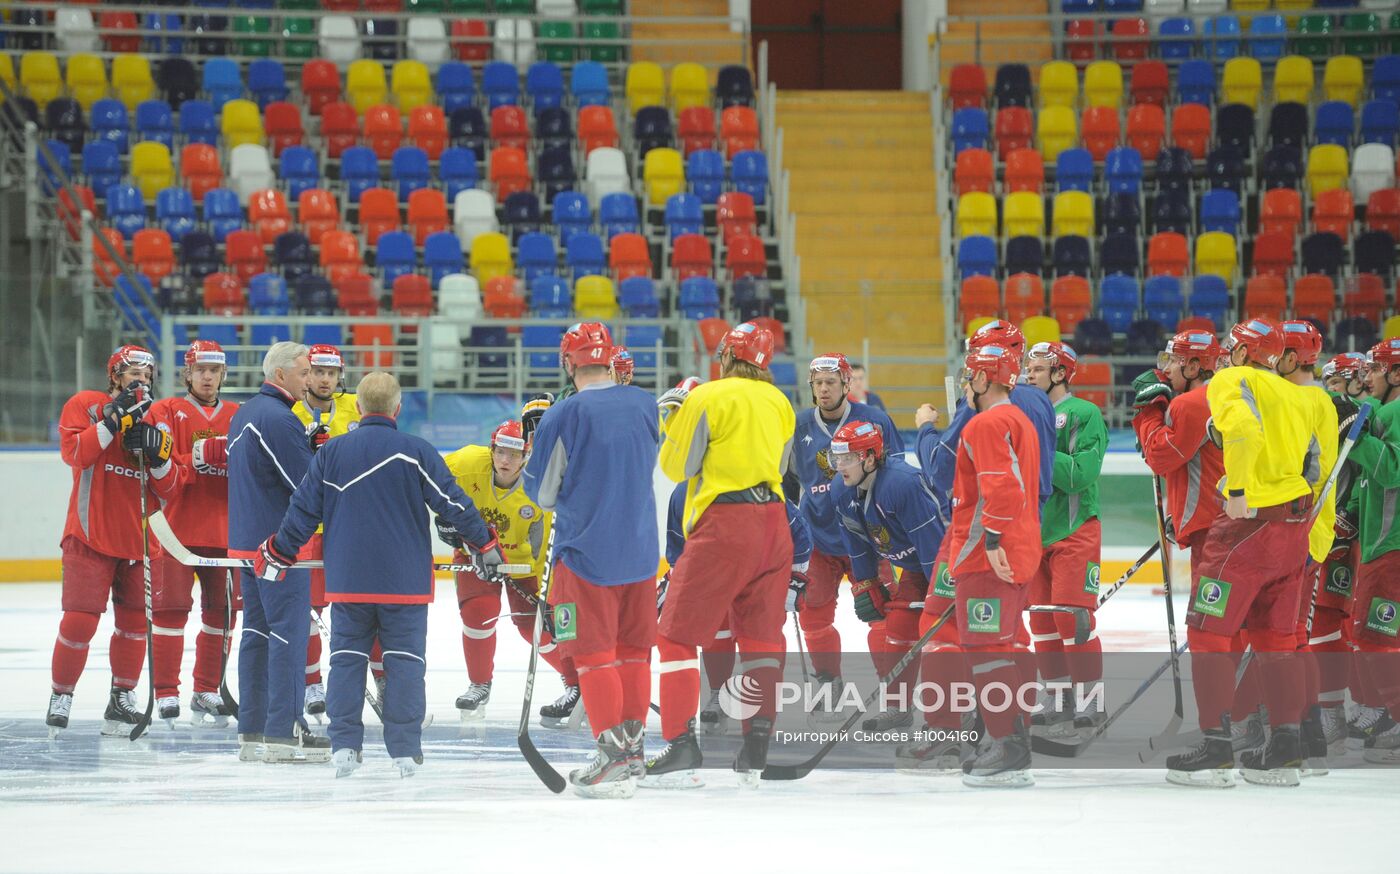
[1347,397,1400,563]
[1042,393,1108,546]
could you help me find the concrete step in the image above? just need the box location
[784,146,932,170]
[782,127,932,152]
[788,171,936,194]
[789,189,938,215]
[796,236,939,259]
[797,214,941,238]
[798,256,941,281]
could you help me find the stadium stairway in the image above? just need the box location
[629,0,748,68]
[938,0,1055,81]
[776,90,944,414]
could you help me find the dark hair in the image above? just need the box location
[849,362,866,372]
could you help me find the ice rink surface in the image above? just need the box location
[2,579,1396,874]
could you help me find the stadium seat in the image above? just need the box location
[204,59,244,112]
[265,102,305,157]
[1039,61,1078,109]
[1021,315,1062,347]
[995,107,1034,159]
[679,277,721,319]
[672,234,714,281]
[1301,231,1346,276]
[1066,19,1099,66]
[601,192,641,239]
[1355,230,1396,279]
[1084,61,1123,109]
[1252,231,1296,279]
[481,61,519,109]
[1005,149,1045,193]
[203,273,246,316]
[220,99,265,149]
[1081,107,1120,161]
[365,104,404,159]
[1335,317,1379,353]
[347,60,389,115]
[1313,189,1356,239]
[1293,274,1336,327]
[1125,105,1165,161]
[1050,275,1092,328]
[1308,144,1350,196]
[249,273,291,317]
[1368,188,1400,238]
[1006,236,1043,277]
[1104,148,1143,195]
[721,107,760,159]
[957,236,998,279]
[1172,103,1212,159]
[130,142,174,200]
[392,147,432,200]
[409,189,451,245]
[1261,188,1303,237]
[1269,102,1309,150]
[1244,275,1287,319]
[575,275,619,319]
[995,64,1032,108]
[726,234,767,280]
[1004,273,1046,324]
[1099,275,1139,332]
[376,231,418,288]
[1325,56,1365,107]
[320,102,360,159]
[155,187,197,243]
[274,231,315,283]
[1361,100,1400,150]
[249,59,289,109]
[1004,192,1045,238]
[1188,275,1230,329]
[421,231,463,287]
[1054,236,1092,278]
[1342,275,1386,327]
[1130,61,1170,108]
[298,189,342,245]
[1200,189,1241,235]
[1144,275,1185,327]
[157,58,198,110]
[1203,14,1242,60]
[1261,145,1304,191]
[1101,226,1141,273]
[112,56,155,112]
[203,189,243,243]
[643,148,685,206]
[1112,18,1151,62]
[1217,104,1255,157]
[248,188,291,245]
[1177,60,1216,107]
[392,60,433,113]
[566,232,606,280]
[81,141,121,196]
[1158,17,1197,62]
[953,108,990,156]
[450,106,488,161]
[586,147,631,204]
[1375,54,1400,105]
[1052,191,1095,237]
[956,149,994,196]
[1248,14,1287,61]
[1274,56,1316,105]
[1316,101,1355,148]
[1148,232,1189,276]
[1222,58,1262,109]
[949,64,988,110]
[732,151,769,205]
[1037,106,1078,162]
[1057,148,1095,193]
[960,276,1001,327]
[132,229,175,286]
[135,99,174,149]
[341,148,381,204]
[1353,144,1396,201]
[225,230,268,285]
[679,107,717,157]
[1194,232,1237,283]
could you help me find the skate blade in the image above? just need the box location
[101,720,136,737]
[806,711,849,729]
[238,743,265,763]
[567,706,588,731]
[47,726,64,740]
[736,770,762,789]
[700,717,729,736]
[458,707,487,723]
[539,716,568,729]
[1166,768,1236,788]
[637,770,705,790]
[335,764,361,778]
[190,714,231,729]
[961,770,1035,789]
[895,758,961,775]
[1362,748,1400,765]
[572,777,638,799]
[398,766,418,779]
[161,718,178,730]
[1240,767,1301,787]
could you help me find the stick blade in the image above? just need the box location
[518,732,567,793]
[760,762,811,781]
[1030,735,1092,758]
[1138,714,1185,762]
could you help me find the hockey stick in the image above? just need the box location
[792,612,810,686]
[218,569,238,716]
[762,602,957,781]
[517,526,567,793]
[1146,474,1185,753]
[150,510,530,574]
[1093,541,1159,609]
[1302,405,1370,639]
[130,453,157,741]
[1143,648,1256,755]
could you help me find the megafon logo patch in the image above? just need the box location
[717,674,764,721]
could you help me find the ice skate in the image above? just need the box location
[1231,710,1267,756]
[807,671,848,726]
[640,719,705,789]
[734,718,773,788]
[101,685,142,736]
[304,682,326,724]
[621,719,645,778]
[861,708,912,732]
[895,736,962,774]
[157,696,180,729]
[1318,702,1348,758]
[1031,687,1074,736]
[1362,717,1400,764]
[539,684,581,729]
[1348,704,1386,743]
[1166,727,1235,788]
[189,692,231,728]
[570,726,637,799]
[455,682,491,722]
[1240,725,1303,787]
[238,733,265,762]
[332,748,362,778]
[394,755,423,778]
[962,730,1034,788]
[46,692,72,739]
[1071,695,1107,735]
[1300,708,1330,777]
[264,727,332,764]
[698,688,729,734]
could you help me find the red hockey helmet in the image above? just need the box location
[967,319,1026,357]
[1226,318,1286,370]
[308,343,344,369]
[609,346,634,380]
[490,419,527,452]
[809,352,853,382]
[1160,329,1226,373]
[963,343,1021,388]
[1369,338,1400,371]
[717,321,774,369]
[1281,320,1324,366]
[559,321,613,368]
[108,344,155,381]
[1322,352,1368,380]
[829,420,885,465]
[1026,341,1079,383]
[184,339,227,368]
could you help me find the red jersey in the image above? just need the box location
[948,401,1042,579]
[148,394,239,548]
[1130,385,1224,545]
[59,389,181,560]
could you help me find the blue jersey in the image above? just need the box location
[916,384,1055,511]
[833,461,946,582]
[273,416,493,603]
[791,402,905,557]
[523,381,660,586]
[227,383,312,552]
[665,481,812,569]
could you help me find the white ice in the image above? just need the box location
[1,580,1395,874]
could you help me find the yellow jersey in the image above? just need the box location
[1297,382,1339,563]
[293,393,362,438]
[660,376,796,535]
[444,444,551,579]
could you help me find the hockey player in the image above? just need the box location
[262,372,501,777]
[648,322,796,788]
[1166,319,1337,788]
[790,352,903,701]
[227,342,325,763]
[1323,352,1369,400]
[848,362,886,411]
[523,322,660,799]
[48,345,180,735]
[1022,342,1108,734]
[1344,339,1400,761]
[829,420,944,733]
[944,343,1042,788]
[145,340,240,727]
[291,343,362,720]
[610,346,634,385]
[440,419,574,721]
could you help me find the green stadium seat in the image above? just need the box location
[1293,14,1333,60]
[538,20,577,63]
[584,21,623,63]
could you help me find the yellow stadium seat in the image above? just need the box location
[347,60,389,115]
[1222,57,1262,109]
[130,141,174,200]
[1037,106,1078,162]
[0,55,14,96]
[1324,56,1364,107]
[1052,190,1094,238]
[1384,315,1400,341]
[1273,56,1314,105]
[1307,144,1349,196]
[1275,0,1311,15]
[669,62,710,112]
[625,61,665,115]
[642,147,685,206]
[1232,0,1270,11]
[1021,315,1062,347]
[220,99,265,148]
[1083,61,1123,109]
[966,316,997,337]
[1195,231,1238,284]
[575,275,620,319]
[390,60,432,113]
[20,51,61,110]
[64,54,107,111]
[1004,191,1045,238]
[470,231,514,284]
[956,192,997,238]
[111,55,154,111]
[1039,61,1079,109]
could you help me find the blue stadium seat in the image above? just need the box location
[203,58,243,111]
[180,231,220,281]
[619,276,660,317]
[552,191,593,245]
[1268,102,1309,149]
[665,193,704,239]
[136,99,175,148]
[1203,15,1241,61]
[179,99,218,146]
[566,232,606,279]
[731,151,769,205]
[391,146,431,200]
[1246,15,1287,61]
[424,231,464,287]
[90,99,130,154]
[624,325,662,369]
[952,108,990,155]
[1155,147,1194,192]
[249,272,290,315]
[144,12,186,55]
[526,62,565,111]
[1375,56,1400,106]
[518,232,560,281]
[504,191,542,239]
[1216,103,1254,157]
[537,146,576,199]
[1105,147,1142,195]
[156,187,197,242]
[1189,275,1231,329]
[678,276,721,319]
[1158,18,1196,62]
[634,106,674,157]
[730,276,772,322]
[1074,317,1114,355]
[686,149,725,203]
[1301,231,1345,277]
[994,64,1031,108]
[1100,232,1140,277]
[536,107,573,148]
[82,141,122,195]
[523,324,567,370]
[1315,102,1355,147]
[303,323,344,346]
[279,146,320,200]
[1103,193,1142,237]
[529,275,572,316]
[1005,236,1043,276]
[114,275,159,341]
[1355,230,1396,280]
[1061,0,1098,14]
[437,62,476,114]
[1260,145,1302,190]
[1056,148,1094,192]
[203,188,242,242]
[1177,61,1216,107]
[248,59,288,108]
[1103,0,1141,10]
[570,61,611,107]
[1143,275,1184,327]
[440,147,479,200]
[599,193,640,239]
[341,147,381,203]
[1098,275,1139,332]
[482,62,520,109]
[1053,235,1091,277]
[957,235,998,277]
[106,185,147,239]
[375,231,417,287]
[1151,189,1191,234]
[1206,146,1247,194]
[251,322,294,347]
[449,107,488,161]
[1335,317,1378,353]
[273,232,314,282]
[1122,319,1166,385]
[1361,100,1399,147]
[1200,189,1241,235]
[294,275,337,316]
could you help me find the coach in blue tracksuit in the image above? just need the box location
[261,372,501,776]
[228,342,316,761]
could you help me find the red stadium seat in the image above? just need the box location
[264,102,305,157]
[1111,18,1150,62]
[725,233,766,280]
[1004,148,1044,193]
[995,106,1033,159]
[1147,232,1189,277]
[1366,188,1400,239]
[960,275,1001,328]
[392,273,434,317]
[1050,275,1092,328]
[949,64,987,110]
[407,188,448,244]
[1126,103,1166,161]
[1292,273,1336,327]
[1130,61,1170,107]
[58,185,96,241]
[482,276,528,317]
[94,228,126,288]
[697,316,731,379]
[301,60,342,117]
[488,147,531,203]
[364,104,404,160]
[1312,189,1355,240]
[955,148,994,195]
[297,188,340,244]
[224,230,266,284]
[578,106,619,154]
[319,229,362,282]
[1081,106,1120,161]
[358,188,401,245]
[1171,103,1211,159]
[352,323,396,369]
[1260,188,1302,237]
[408,105,447,160]
[100,12,141,54]
[1244,274,1287,320]
[1075,359,1112,409]
[451,19,491,63]
[490,105,530,151]
[132,228,175,286]
[716,192,757,243]
[337,273,379,316]
[248,188,291,244]
[1066,20,1100,66]
[1251,230,1295,279]
[678,106,716,155]
[671,234,713,280]
[1342,274,1386,327]
[203,272,245,315]
[180,143,223,201]
[720,107,759,158]
[609,233,652,281]
[320,102,360,159]
[1004,272,1045,324]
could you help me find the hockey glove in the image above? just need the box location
[786,570,809,613]
[521,392,554,441]
[305,420,331,453]
[1206,417,1223,449]
[1332,395,1361,445]
[1133,381,1173,409]
[102,383,151,435]
[123,422,173,467]
[434,516,465,550]
[851,578,889,623]
[656,571,670,616]
[253,535,296,582]
[1336,510,1359,542]
[192,435,227,474]
[657,385,691,416]
[469,531,506,582]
